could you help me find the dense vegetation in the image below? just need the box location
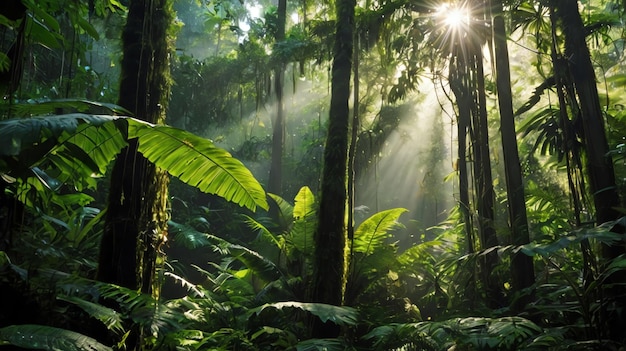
[1,0,626,350]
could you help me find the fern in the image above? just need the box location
[353,208,407,256]
[57,295,125,335]
[252,301,358,326]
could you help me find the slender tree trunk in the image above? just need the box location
[97,0,172,308]
[449,53,474,255]
[268,0,287,196]
[348,32,359,248]
[310,0,354,338]
[471,46,502,307]
[449,51,476,307]
[490,1,535,303]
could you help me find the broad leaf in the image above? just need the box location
[0,114,124,158]
[290,186,316,257]
[128,121,268,211]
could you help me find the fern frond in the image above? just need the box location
[168,220,211,249]
[163,271,205,298]
[353,208,407,256]
[57,295,125,335]
[252,301,358,326]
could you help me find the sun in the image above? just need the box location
[435,3,470,32]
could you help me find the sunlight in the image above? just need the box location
[435,3,470,32]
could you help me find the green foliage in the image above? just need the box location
[1,112,269,211]
[364,316,543,351]
[0,324,112,351]
[253,301,358,326]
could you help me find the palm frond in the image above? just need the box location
[0,114,124,158]
[128,121,268,211]
[1,99,130,117]
[1,114,268,212]
[163,271,206,298]
[0,324,112,351]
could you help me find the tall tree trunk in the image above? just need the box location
[449,52,474,255]
[96,0,172,314]
[554,0,623,254]
[310,0,354,338]
[554,0,625,343]
[471,44,502,308]
[449,51,476,307]
[268,0,287,196]
[490,1,535,304]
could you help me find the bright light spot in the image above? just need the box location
[435,3,469,31]
[246,3,262,19]
[291,12,299,24]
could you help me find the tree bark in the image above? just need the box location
[555,0,623,255]
[554,0,625,343]
[97,0,172,298]
[310,0,354,338]
[268,0,287,196]
[490,1,535,303]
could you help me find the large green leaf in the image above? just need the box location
[128,121,268,211]
[0,324,112,351]
[353,208,407,256]
[290,186,316,256]
[1,114,267,212]
[0,99,130,117]
[0,114,124,158]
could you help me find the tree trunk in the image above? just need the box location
[268,0,287,196]
[471,44,502,308]
[310,0,354,338]
[555,0,625,343]
[555,0,623,255]
[449,52,474,255]
[97,0,172,344]
[490,1,535,304]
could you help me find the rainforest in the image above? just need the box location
[1,0,626,350]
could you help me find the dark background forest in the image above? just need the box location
[1,0,626,349]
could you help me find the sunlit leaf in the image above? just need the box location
[353,208,407,255]
[128,122,268,212]
[253,301,358,326]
